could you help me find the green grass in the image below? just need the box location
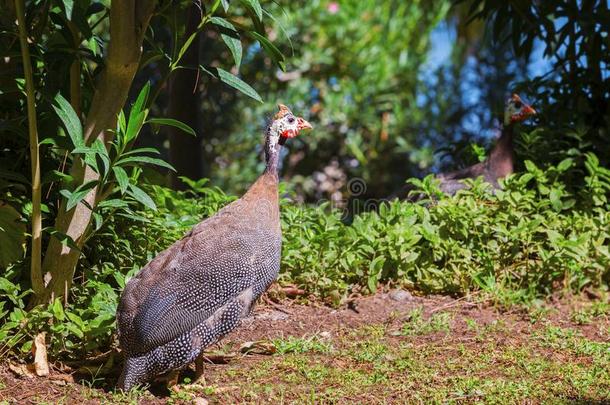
[195,322,610,404]
[273,335,334,355]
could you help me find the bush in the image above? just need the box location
[282,153,610,304]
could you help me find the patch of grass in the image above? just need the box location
[350,340,389,363]
[570,301,610,325]
[400,307,453,336]
[526,304,556,324]
[102,384,155,404]
[273,335,333,355]
[199,318,610,404]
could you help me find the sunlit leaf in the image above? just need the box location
[147,118,196,137]
[112,166,129,194]
[217,68,263,102]
[241,0,262,21]
[211,17,242,70]
[248,31,286,71]
[116,156,176,172]
[62,0,74,20]
[53,93,83,148]
[127,184,156,211]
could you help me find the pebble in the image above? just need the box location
[319,331,332,339]
[389,289,413,302]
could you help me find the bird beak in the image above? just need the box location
[297,117,313,131]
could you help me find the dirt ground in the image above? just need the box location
[1,291,609,404]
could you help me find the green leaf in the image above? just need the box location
[125,111,148,143]
[98,198,129,209]
[217,68,263,103]
[52,298,65,321]
[557,158,573,172]
[367,273,378,293]
[62,180,98,211]
[0,204,26,268]
[211,17,242,69]
[549,188,562,212]
[130,82,150,119]
[221,0,230,12]
[524,160,538,173]
[248,31,286,71]
[123,147,161,156]
[46,228,80,250]
[92,139,110,176]
[116,156,176,172]
[117,110,127,136]
[175,30,200,68]
[241,0,263,21]
[53,93,83,148]
[62,0,74,20]
[92,211,103,231]
[147,118,196,136]
[128,184,156,210]
[87,37,98,56]
[125,83,150,143]
[112,166,129,194]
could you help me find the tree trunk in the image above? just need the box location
[169,3,202,190]
[29,0,156,307]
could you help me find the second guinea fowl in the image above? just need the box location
[392,94,536,199]
[437,93,536,195]
[116,105,312,391]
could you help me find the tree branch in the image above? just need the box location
[15,0,44,296]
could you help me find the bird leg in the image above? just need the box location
[195,353,207,386]
[166,370,180,391]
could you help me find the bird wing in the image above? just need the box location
[117,205,280,355]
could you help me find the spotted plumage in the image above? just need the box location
[116,105,312,390]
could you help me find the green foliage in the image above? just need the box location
[458,0,609,167]
[0,204,26,267]
[280,157,610,303]
[210,0,451,197]
[0,0,285,305]
[0,180,233,360]
[273,336,333,355]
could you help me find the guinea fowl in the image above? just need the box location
[391,94,536,199]
[116,105,312,391]
[436,94,536,194]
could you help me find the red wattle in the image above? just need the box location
[281,129,297,138]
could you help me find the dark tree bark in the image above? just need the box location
[168,3,202,190]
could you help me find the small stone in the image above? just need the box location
[389,289,413,302]
[194,397,209,405]
[319,331,332,339]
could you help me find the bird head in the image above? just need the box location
[268,104,312,147]
[504,94,536,126]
